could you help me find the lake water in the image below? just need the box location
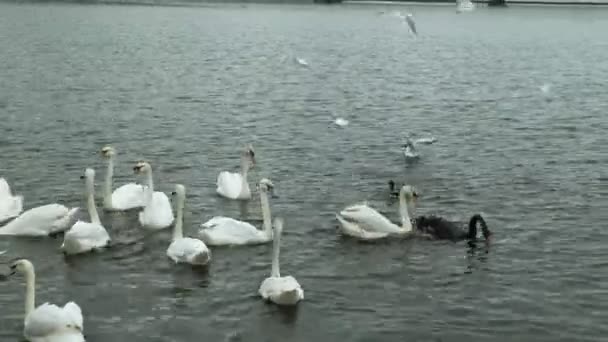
[0,2,607,341]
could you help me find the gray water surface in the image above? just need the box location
[0,3,607,341]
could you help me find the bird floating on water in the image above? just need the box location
[334,117,349,127]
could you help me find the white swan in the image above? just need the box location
[5,259,85,342]
[134,161,174,230]
[258,217,303,306]
[166,184,211,266]
[456,0,475,13]
[216,144,256,200]
[336,185,418,240]
[61,168,110,255]
[0,188,78,237]
[100,146,146,211]
[0,177,23,222]
[200,178,275,246]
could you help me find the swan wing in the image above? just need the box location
[24,303,84,340]
[0,204,77,236]
[62,302,83,332]
[111,183,146,210]
[139,192,174,229]
[62,221,110,254]
[199,216,264,245]
[216,171,244,199]
[0,194,23,222]
[339,204,400,233]
[167,237,211,265]
[335,214,390,240]
[0,178,12,197]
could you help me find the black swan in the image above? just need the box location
[414,214,492,242]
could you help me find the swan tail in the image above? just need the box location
[274,288,302,305]
[192,250,211,265]
[468,214,491,241]
[52,208,80,234]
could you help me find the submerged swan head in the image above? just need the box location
[133,161,151,174]
[100,146,116,158]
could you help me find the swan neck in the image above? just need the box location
[87,175,101,225]
[271,227,281,277]
[144,171,154,205]
[260,190,272,236]
[103,157,114,208]
[24,266,35,318]
[399,193,413,232]
[173,194,184,240]
[240,156,249,177]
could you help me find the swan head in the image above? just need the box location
[5,258,34,278]
[171,184,186,198]
[242,144,256,167]
[100,146,115,158]
[258,178,275,193]
[401,185,419,202]
[133,161,151,174]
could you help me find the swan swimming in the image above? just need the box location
[0,192,78,236]
[100,146,146,211]
[61,168,111,255]
[166,184,211,266]
[336,185,418,240]
[258,217,304,306]
[334,117,349,127]
[133,161,174,230]
[3,259,85,342]
[216,144,256,200]
[415,214,492,242]
[402,136,437,159]
[200,178,275,246]
[0,178,23,222]
[456,0,475,13]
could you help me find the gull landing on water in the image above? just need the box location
[402,136,437,159]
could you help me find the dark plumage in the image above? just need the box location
[414,214,492,242]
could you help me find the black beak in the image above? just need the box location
[171,191,177,195]
[79,175,85,179]
[133,166,140,172]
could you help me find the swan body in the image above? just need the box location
[258,218,303,305]
[101,146,146,211]
[62,168,110,255]
[336,185,417,240]
[167,184,211,266]
[6,259,85,342]
[134,161,174,230]
[216,144,256,200]
[415,214,492,242]
[0,178,23,222]
[200,178,275,246]
[0,204,78,236]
